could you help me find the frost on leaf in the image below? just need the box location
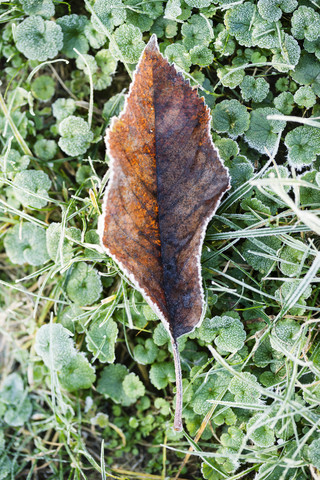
[244,107,286,155]
[258,0,297,22]
[291,52,320,97]
[229,373,261,404]
[291,6,320,42]
[4,223,49,266]
[224,2,255,47]
[134,338,159,365]
[35,323,76,370]
[99,35,229,431]
[285,126,320,168]
[197,314,246,353]
[59,353,96,392]
[240,76,270,103]
[13,170,51,209]
[86,318,118,363]
[110,24,145,63]
[46,222,81,264]
[212,99,250,138]
[149,362,175,389]
[15,15,63,61]
[56,14,89,58]
[66,262,102,306]
[58,115,93,156]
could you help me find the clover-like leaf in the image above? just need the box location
[274,92,294,115]
[299,170,320,206]
[34,139,57,161]
[122,372,145,400]
[190,45,214,67]
[134,338,159,365]
[285,125,320,168]
[229,373,261,404]
[164,43,191,72]
[149,362,175,389]
[97,364,138,406]
[15,15,63,61]
[242,236,281,274]
[58,115,93,156]
[240,76,270,103]
[212,99,250,138]
[258,0,297,22]
[270,317,306,353]
[66,262,102,306]
[31,75,55,102]
[0,149,29,177]
[13,170,51,208]
[19,0,55,17]
[4,396,32,427]
[181,14,213,50]
[291,6,320,42]
[56,14,89,58]
[4,223,49,266]
[52,98,76,121]
[46,222,81,264]
[35,323,76,370]
[86,318,118,363]
[279,244,304,277]
[110,24,145,63]
[244,107,286,154]
[224,2,255,47]
[309,438,320,470]
[247,415,275,447]
[192,372,231,415]
[93,0,126,30]
[291,52,320,96]
[294,86,316,109]
[59,353,96,392]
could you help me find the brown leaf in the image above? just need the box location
[99,35,230,430]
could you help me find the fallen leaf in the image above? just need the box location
[98,35,230,431]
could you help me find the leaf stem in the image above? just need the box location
[171,338,183,432]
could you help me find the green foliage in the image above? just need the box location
[97,364,144,406]
[110,24,145,63]
[212,100,250,138]
[15,15,63,61]
[59,353,96,391]
[224,2,255,47]
[57,14,89,58]
[190,45,213,67]
[181,15,212,50]
[258,0,297,22]
[13,170,51,208]
[165,43,191,71]
[291,52,320,96]
[240,76,270,103]
[149,362,175,389]
[4,223,49,266]
[46,222,81,264]
[285,126,320,167]
[0,149,29,177]
[244,108,286,154]
[229,373,261,404]
[66,262,102,305]
[134,338,159,364]
[35,323,75,370]
[293,86,316,108]
[274,92,294,114]
[309,438,320,470]
[19,0,55,18]
[58,116,93,156]
[34,139,57,160]
[93,0,126,30]
[31,75,55,102]
[86,318,118,363]
[196,314,246,353]
[52,98,76,121]
[291,6,320,42]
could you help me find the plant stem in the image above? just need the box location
[171,338,183,432]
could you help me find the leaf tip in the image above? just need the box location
[146,34,159,53]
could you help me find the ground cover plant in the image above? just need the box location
[0,0,320,479]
